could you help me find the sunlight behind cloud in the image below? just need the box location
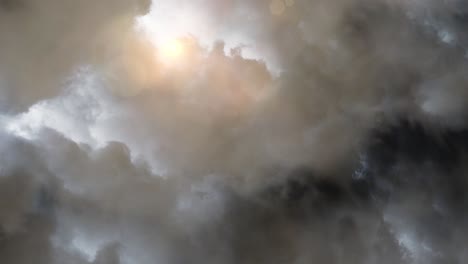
[159,38,186,63]
[135,0,275,71]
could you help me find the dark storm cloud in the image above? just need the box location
[356,120,468,263]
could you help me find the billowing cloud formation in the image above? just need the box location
[1,0,468,263]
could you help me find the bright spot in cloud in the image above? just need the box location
[135,0,276,71]
[136,1,211,47]
[159,39,186,62]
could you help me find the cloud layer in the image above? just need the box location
[1,0,468,263]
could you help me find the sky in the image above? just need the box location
[1,0,468,263]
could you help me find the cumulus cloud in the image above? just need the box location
[1,0,468,263]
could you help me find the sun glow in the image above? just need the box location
[159,39,186,62]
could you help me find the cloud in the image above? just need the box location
[2,0,468,263]
[0,0,150,111]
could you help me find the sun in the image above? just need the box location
[159,39,186,62]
